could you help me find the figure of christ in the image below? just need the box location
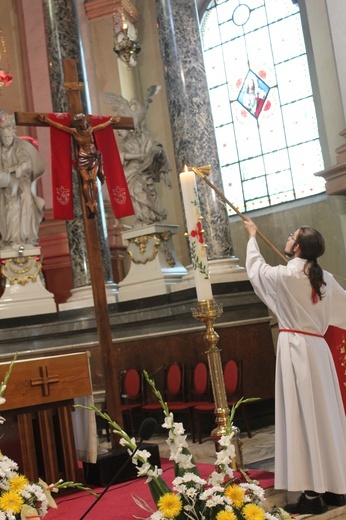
[37,113,120,215]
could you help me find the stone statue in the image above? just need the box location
[102,86,172,226]
[0,114,45,249]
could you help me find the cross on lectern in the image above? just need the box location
[30,365,59,396]
[15,59,134,438]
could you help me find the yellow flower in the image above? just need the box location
[158,492,182,518]
[216,510,237,520]
[9,474,29,492]
[242,503,266,520]
[0,489,24,514]
[224,484,245,508]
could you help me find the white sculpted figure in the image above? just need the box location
[102,86,172,226]
[0,114,45,249]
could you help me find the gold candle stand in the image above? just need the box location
[192,299,244,471]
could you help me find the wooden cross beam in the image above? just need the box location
[15,58,134,440]
[15,112,134,130]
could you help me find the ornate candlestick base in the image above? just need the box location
[192,299,245,470]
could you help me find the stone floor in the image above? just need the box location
[151,425,346,520]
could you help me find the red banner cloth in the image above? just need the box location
[324,325,346,413]
[91,116,134,219]
[50,113,74,220]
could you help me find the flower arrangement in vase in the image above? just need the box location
[76,370,290,520]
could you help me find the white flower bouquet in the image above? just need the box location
[77,370,290,520]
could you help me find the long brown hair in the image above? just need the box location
[295,226,326,300]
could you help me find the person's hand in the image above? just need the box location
[243,218,258,238]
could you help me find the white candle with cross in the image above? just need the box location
[179,166,213,302]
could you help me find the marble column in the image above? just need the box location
[155,0,234,262]
[42,0,117,308]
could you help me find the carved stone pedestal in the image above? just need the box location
[59,282,119,311]
[0,246,57,318]
[118,224,187,301]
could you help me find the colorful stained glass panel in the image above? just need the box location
[201,0,325,213]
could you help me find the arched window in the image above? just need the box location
[201,0,325,214]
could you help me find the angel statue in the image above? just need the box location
[102,86,172,226]
[0,113,45,250]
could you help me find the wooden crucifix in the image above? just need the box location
[15,58,134,440]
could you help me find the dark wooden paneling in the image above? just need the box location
[88,320,275,403]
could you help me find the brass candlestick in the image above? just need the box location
[192,299,244,471]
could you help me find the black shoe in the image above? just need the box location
[284,493,328,515]
[323,492,346,507]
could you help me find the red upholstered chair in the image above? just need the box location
[142,362,196,442]
[121,368,144,436]
[190,362,211,402]
[192,362,216,444]
[193,359,252,443]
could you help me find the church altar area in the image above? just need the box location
[0,279,276,414]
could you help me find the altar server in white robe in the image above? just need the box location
[244,220,346,515]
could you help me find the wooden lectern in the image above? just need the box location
[0,352,92,484]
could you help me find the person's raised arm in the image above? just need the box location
[243,218,258,238]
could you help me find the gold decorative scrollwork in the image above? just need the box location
[160,230,176,267]
[127,234,161,265]
[1,256,42,286]
[127,231,178,267]
[134,235,150,255]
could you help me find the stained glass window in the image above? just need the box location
[201,0,325,214]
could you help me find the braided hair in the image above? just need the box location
[296,226,326,301]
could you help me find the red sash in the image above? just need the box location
[279,328,323,338]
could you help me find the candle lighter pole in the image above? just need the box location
[191,165,288,265]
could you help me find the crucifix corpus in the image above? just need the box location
[15,59,134,441]
[36,112,121,217]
